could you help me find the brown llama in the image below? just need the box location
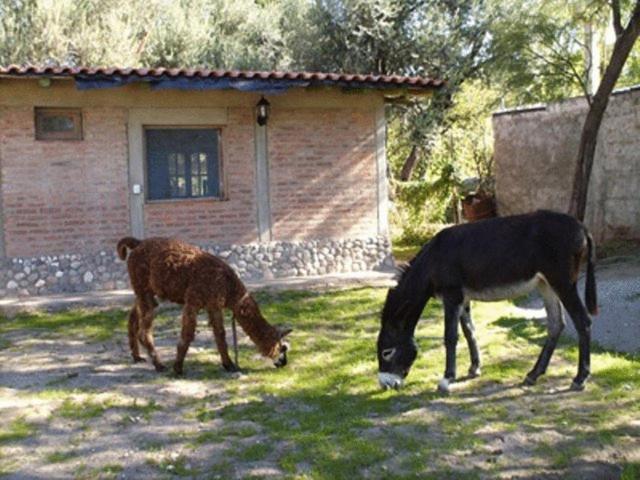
[116,237,292,375]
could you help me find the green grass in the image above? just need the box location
[0,309,128,342]
[0,417,37,444]
[2,288,639,478]
[46,450,79,463]
[391,243,422,262]
[622,462,640,480]
[73,463,123,480]
[148,454,195,477]
[56,398,114,420]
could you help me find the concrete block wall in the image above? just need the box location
[493,87,640,241]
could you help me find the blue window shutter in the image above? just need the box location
[145,128,220,200]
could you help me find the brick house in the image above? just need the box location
[0,66,440,295]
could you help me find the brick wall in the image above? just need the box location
[143,107,259,245]
[493,87,640,241]
[268,108,379,241]
[0,101,383,261]
[0,106,130,257]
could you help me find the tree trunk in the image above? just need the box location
[569,2,640,220]
[399,145,418,181]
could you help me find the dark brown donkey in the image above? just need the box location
[377,210,598,393]
[117,237,292,375]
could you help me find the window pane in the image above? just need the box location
[177,177,186,196]
[176,154,186,176]
[200,153,208,174]
[168,154,175,175]
[35,108,82,140]
[42,115,75,132]
[146,129,220,200]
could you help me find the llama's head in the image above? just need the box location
[271,326,293,368]
[235,293,293,368]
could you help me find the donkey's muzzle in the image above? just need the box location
[378,372,404,390]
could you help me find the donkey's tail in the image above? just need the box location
[117,237,141,260]
[585,231,598,316]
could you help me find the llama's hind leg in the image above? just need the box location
[137,296,166,372]
[128,306,145,363]
[207,308,238,372]
[524,281,565,386]
[174,304,198,376]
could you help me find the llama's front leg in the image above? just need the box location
[128,305,145,363]
[460,303,481,378]
[174,304,198,376]
[440,291,463,393]
[137,298,166,372]
[207,308,238,372]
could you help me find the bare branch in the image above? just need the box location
[523,44,591,103]
[610,0,623,37]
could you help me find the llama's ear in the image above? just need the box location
[239,303,248,316]
[237,295,252,317]
[279,327,293,338]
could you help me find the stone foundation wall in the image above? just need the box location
[0,236,393,297]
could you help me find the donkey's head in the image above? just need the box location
[376,285,424,390]
[235,294,292,368]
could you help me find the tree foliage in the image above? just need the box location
[0,0,300,69]
[1,0,640,231]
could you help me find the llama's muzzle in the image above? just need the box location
[273,351,287,368]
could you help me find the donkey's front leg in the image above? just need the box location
[460,303,481,378]
[440,290,464,393]
[524,281,565,386]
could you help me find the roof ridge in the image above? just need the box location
[0,65,443,89]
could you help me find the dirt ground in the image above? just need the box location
[0,261,639,479]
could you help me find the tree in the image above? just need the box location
[284,0,496,181]
[488,0,611,106]
[0,0,304,70]
[569,0,640,220]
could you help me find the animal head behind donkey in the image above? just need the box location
[116,236,292,375]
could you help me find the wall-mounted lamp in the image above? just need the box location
[256,96,270,126]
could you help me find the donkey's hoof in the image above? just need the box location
[132,356,146,363]
[437,377,452,394]
[522,375,537,386]
[223,362,239,373]
[569,381,586,392]
[468,366,481,378]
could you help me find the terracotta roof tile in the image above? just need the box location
[0,65,443,89]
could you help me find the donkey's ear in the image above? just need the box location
[279,327,293,338]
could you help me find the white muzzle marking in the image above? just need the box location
[378,372,404,390]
